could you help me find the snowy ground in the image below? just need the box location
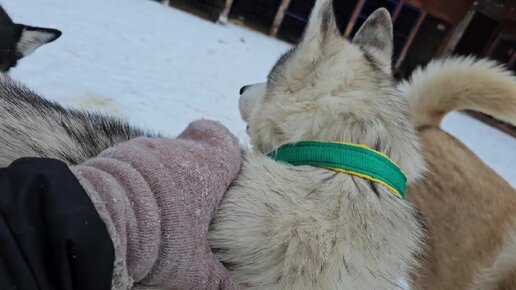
[3,0,515,187]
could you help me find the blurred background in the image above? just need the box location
[2,0,515,186]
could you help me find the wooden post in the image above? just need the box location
[438,8,475,56]
[395,11,427,70]
[484,35,501,58]
[344,0,366,38]
[508,51,516,69]
[270,0,292,37]
[391,0,403,22]
[218,0,235,23]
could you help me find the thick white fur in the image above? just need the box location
[398,56,516,128]
[209,1,426,289]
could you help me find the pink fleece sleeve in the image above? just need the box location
[71,120,241,290]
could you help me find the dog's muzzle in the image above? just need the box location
[239,83,267,123]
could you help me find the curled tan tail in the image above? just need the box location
[398,56,516,128]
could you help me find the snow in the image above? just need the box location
[3,0,515,187]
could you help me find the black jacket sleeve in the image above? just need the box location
[0,158,114,290]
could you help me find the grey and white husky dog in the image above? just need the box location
[0,1,428,288]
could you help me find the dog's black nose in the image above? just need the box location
[240,85,250,95]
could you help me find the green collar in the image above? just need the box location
[269,141,407,199]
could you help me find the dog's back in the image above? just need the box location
[0,75,149,167]
[410,127,516,290]
[401,57,516,290]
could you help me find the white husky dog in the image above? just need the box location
[208,1,426,289]
[0,0,425,288]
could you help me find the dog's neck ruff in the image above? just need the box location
[269,141,407,199]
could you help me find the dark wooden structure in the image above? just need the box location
[165,0,226,21]
[165,0,515,76]
[163,0,515,135]
[229,0,282,33]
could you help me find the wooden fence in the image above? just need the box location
[160,0,516,135]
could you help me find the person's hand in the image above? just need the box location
[71,120,241,290]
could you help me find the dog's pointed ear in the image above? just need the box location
[0,6,14,25]
[268,0,340,82]
[299,0,341,48]
[16,25,62,57]
[352,8,393,67]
